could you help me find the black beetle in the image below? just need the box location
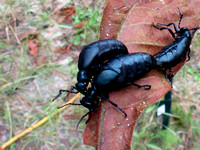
[153,8,199,79]
[53,39,128,101]
[76,39,129,93]
[60,52,157,128]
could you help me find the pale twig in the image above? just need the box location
[0,93,80,149]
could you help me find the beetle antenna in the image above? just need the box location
[66,86,79,97]
[177,7,183,29]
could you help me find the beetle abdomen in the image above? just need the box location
[78,39,128,70]
[94,53,156,91]
[155,37,190,68]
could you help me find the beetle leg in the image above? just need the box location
[130,83,151,90]
[187,48,191,61]
[66,86,79,97]
[156,22,179,33]
[52,89,77,101]
[190,27,200,38]
[85,112,92,124]
[52,87,79,101]
[100,94,127,117]
[153,24,176,39]
[163,71,173,88]
[76,107,96,129]
[85,107,95,124]
[76,111,91,129]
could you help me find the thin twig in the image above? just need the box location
[0,93,80,150]
[8,23,20,44]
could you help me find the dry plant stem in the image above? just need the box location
[8,23,20,44]
[0,93,80,150]
[5,27,10,41]
[185,126,192,148]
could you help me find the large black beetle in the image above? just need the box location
[53,39,128,101]
[63,52,157,128]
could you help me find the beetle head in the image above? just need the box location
[177,27,191,39]
[80,95,99,110]
[75,82,87,94]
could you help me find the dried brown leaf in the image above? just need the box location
[84,0,200,149]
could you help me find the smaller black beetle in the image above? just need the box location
[153,8,199,79]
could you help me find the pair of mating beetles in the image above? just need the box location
[53,9,199,128]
